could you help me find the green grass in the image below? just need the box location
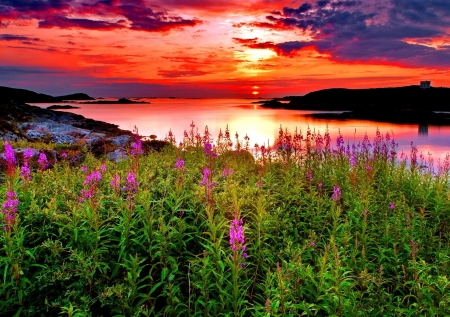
[1,127,450,316]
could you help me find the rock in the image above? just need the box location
[25,129,47,140]
[110,135,131,147]
[107,149,128,162]
[0,131,19,141]
[52,134,77,144]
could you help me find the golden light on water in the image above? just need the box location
[252,91,259,95]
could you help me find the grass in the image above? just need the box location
[1,125,450,316]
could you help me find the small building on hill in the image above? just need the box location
[420,80,431,89]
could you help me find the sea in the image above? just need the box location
[31,98,450,161]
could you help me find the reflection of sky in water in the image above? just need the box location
[31,99,450,160]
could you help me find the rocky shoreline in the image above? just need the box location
[0,101,168,163]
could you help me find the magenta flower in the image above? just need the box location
[2,190,18,230]
[24,148,34,160]
[4,142,16,166]
[100,163,107,174]
[61,152,67,159]
[175,158,185,169]
[318,183,323,188]
[332,186,341,201]
[311,240,316,247]
[81,166,88,173]
[350,154,357,167]
[83,170,101,186]
[200,168,211,186]
[123,171,138,192]
[389,202,395,210]
[222,168,233,179]
[38,152,48,170]
[131,136,143,155]
[204,142,217,158]
[230,219,244,250]
[111,175,120,190]
[20,164,32,182]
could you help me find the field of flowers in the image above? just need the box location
[1,124,450,316]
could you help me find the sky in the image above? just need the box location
[0,0,450,98]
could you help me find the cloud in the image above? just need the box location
[0,33,40,41]
[39,16,126,30]
[233,0,450,68]
[157,69,211,78]
[0,65,63,75]
[0,0,202,32]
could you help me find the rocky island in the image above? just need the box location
[80,98,150,104]
[0,86,95,103]
[260,85,450,124]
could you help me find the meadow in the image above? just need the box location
[1,124,450,316]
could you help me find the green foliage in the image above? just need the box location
[1,128,450,316]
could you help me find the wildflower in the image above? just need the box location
[174,158,185,169]
[230,218,245,251]
[81,166,88,172]
[111,175,120,190]
[2,190,19,230]
[222,168,233,178]
[131,137,143,155]
[24,148,34,160]
[307,172,312,181]
[38,152,48,170]
[20,164,32,182]
[123,171,138,193]
[204,142,217,158]
[4,142,16,166]
[83,170,101,186]
[208,181,217,189]
[389,202,395,210]
[311,240,316,247]
[362,210,368,215]
[318,183,322,189]
[332,186,341,201]
[100,162,106,174]
[241,263,246,269]
[61,152,67,159]
[336,134,344,148]
[350,153,357,167]
[200,168,211,186]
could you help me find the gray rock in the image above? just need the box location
[0,131,19,141]
[52,134,77,144]
[26,130,47,140]
[110,135,131,147]
[107,149,128,163]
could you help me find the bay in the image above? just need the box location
[31,98,450,161]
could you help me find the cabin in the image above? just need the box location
[420,80,431,89]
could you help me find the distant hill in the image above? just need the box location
[0,86,94,103]
[263,86,450,111]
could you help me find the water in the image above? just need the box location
[31,98,450,160]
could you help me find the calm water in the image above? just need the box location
[31,98,450,160]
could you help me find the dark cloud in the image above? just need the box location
[39,16,126,30]
[0,65,63,76]
[0,0,201,32]
[157,69,211,78]
[0,33,40,41]
[233,0,450,68]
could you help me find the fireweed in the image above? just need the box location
[38,151,48,171]
[1,189,18,231]
[0,127,449,316]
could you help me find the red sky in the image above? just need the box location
[1,0,449,97]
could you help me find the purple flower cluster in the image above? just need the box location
[111,175,120,190]
[389,202,395,210]
[2,190,18,230]
[230,218,247,265]
[204,142,217,158]
[4,142,16,167]
[174,158,185,170]
[200,168,211,186]
[332,186,341,201]
[38,152,48,170]
[20,148,34,182]
[222,168,233,179]
[131,136,143,155]
[80,169,102,202]
[350,153,357,167]
[123,172,138,192]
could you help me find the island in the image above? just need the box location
[80,98,150,104]
[46,105,80,110]
[260,85,450,124]
[0,86,95,103]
